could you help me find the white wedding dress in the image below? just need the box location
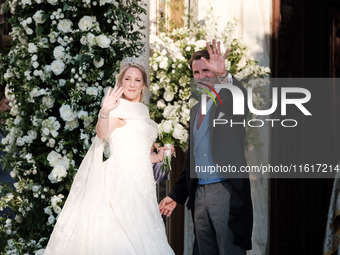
[44,99,174,255]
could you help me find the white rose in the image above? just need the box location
[51,60,65,76]
[32,61,39,69]
[172,123,187,141]
[47,0,58,5]
[16,137,25,146]
[44,207,52,215]
[78,110,88,119]
[57,19,73,33]
[15,215,23,223]
[86,87,98,97]
[42,96,55,108]
[78,16,94,31]
[47,151,62,167]
[163,90,175,102]
[157,99,166,109]
[47,215,55,225]
[162,120,173,133]
[48,165,67,183]
[33,10,45,24]
[28,43,38,53]
[32,185,41,192]
[51,130,58,137]
[59,105,77,122]
[152,63,158,71]
[31,54,38,61]
[35,249,45,255]
[58,79,66,87]
[87,33,96,46]
[151,84,159,95]
[93,57,104,68]
[159,59,168,69]
[53,46,65,60]
[96,34,111,48]
[65,118,79,131]
[100,0,113,5]
[26,28,33,35]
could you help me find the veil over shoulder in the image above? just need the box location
[44,99,174,255]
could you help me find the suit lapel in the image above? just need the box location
[209,102,218,143]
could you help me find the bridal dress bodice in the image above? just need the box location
[44,99,174,255]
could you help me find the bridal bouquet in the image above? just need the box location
[157,120,188,174]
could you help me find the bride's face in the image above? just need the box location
[121,67,146,102]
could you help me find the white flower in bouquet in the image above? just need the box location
[57,19,73,33]
[78,16,94,31]
[51,60,65,76]
[48,164,67,183]
[163,90,175,102]
[172,123,188,143]
[96,34,111,48]
[59,105,77,122]
[86,87,98,97]
[53,46,66,60]
[33,10,45,24]
[162,120,173,133]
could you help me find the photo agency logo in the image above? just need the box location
[197,79,312,128]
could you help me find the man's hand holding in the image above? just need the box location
[159,196,177,217]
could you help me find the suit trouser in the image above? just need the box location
[194,181,246,255]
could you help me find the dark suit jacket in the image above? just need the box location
[169,78,253,250]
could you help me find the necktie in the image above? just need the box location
[197,109,205,129]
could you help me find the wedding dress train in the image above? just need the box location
[44,99,174,255]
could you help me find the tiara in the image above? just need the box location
[120,56,147,71]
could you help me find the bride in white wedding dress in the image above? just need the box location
[44,59,175,255]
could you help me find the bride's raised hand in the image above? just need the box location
[100,86,124,115]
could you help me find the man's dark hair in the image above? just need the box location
[188,49,210,70]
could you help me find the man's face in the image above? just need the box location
[192,59,217,82]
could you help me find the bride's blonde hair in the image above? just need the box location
[116,64,148,102]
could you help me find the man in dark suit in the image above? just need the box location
[159,40,253,254]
